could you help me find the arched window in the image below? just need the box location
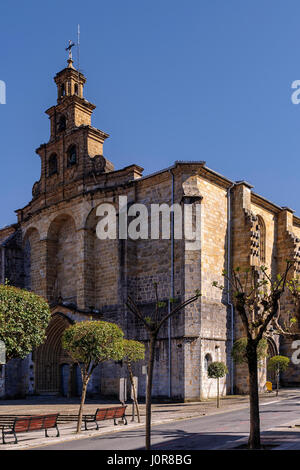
[256,215,266,264]
[67,145,77,167]
[204,353,212,373]
[74,83,78,95]
[58,115,66,132]
[60,83,65,98]
[48,153,58,176]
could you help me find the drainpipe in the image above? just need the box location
[227,183,235,394]
[168,169,175,398]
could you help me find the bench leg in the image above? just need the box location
[45,426,60,438]
[2,428,17,445]
[84,419,98,431]
[114,416,127,426]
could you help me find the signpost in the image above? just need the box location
[131,376,138,422]
[119,377,127,404]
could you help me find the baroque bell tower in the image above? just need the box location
[33,48,114,204]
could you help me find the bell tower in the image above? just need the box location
[34,50,114,202]
[46,55,96,139]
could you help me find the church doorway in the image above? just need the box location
[34,313,74,395]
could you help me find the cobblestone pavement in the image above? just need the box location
[0,388,299,450]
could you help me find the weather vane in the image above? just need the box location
[65,39,75,60]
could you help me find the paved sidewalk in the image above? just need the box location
[0,388,299,450]
[216,425,300,450]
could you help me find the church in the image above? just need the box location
[0,55,299,401]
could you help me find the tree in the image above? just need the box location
[213,262,296,449]
[126,284,200,450]
[231,337,268,365]
[267,355,290,396]
[0,283,51,362]
[62,320,124,433]
[207,362,228,408]
[123,339,145,423]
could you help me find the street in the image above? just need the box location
[32,394,300,450]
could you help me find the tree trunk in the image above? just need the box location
[217,378,220,408]
[145,333,157,450]
[246,340,261,449]
[77,378,88,433]
[128,362,141,423]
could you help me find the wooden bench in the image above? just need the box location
[0,413,60,444]
[59,405,127,431]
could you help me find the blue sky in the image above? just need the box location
[1,0,300,227]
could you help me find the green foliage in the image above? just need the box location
[207,361,228,379]
[231,337,268,365]
[267,355,290,373]
[157,302,166,308]
[0,284,51,361]
[123,339,145,364]
[62,320,124,365]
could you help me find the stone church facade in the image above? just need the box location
[0,58,299,400]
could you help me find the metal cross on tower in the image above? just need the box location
[65,40,75,60]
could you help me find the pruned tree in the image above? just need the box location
[213,261,297,449]
[0,283,51,362]
[126,284,201,450]
[62,320,124,433]
[231,337,268,365]
[267,355,290,396]
[123,339,145,423]
[207,361,228,408]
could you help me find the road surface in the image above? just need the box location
[32,394,300,450]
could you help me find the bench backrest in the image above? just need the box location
[95,409,108,420]
[95,406,126,421]
[14,418,32,433]
[14,414,59,432]
[113,407,126,418]
[43,414,58,429]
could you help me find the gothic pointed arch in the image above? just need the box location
[34,312,74,394]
